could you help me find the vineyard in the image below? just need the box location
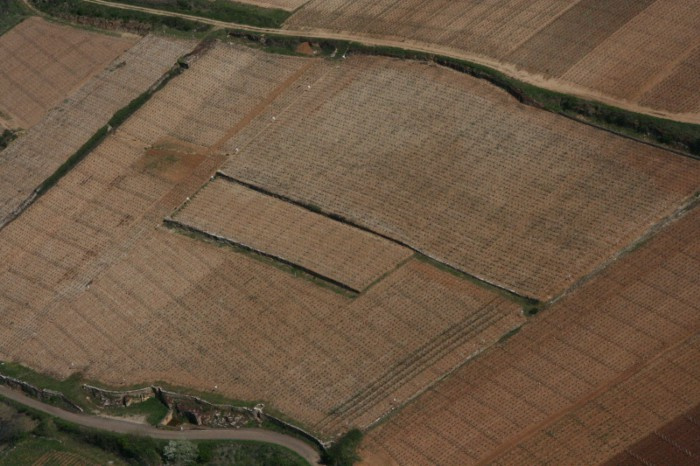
[220,55,700,300]
[361,204,700,465]
[285,0,700,116]
[0,35,195,228]
[0,17,134,129]
[0,41,526,437]
[602,403,700,466]
[172,177,413,292]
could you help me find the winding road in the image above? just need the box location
[0,386,321,465]
[72,0,700,126]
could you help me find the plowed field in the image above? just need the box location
[220,55,700,300]
[0,17,134,129]
[285,0,700,116]
[0,35,195,228]
[236,0,309,11]
[360,204,700,465]
[172,177,412,292]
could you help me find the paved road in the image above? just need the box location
[0,386,321,465]
[79,0,700,126]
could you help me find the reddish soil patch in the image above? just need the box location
[295,41,316,55]
[135,137,207,183]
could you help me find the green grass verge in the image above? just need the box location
[0,0,32,36]
[32,0,211,35]
[110,0,290,28]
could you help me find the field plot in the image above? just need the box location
[560,0,700,105]
[286,0,581,59]
[172,177,413,292]
[602,404,700,466]
[0,35,195,228]
[0,17,134,129]
[123,41,315,148]
[220,55,700,300]
[285,0,700,115]
[361,205,700,465]
[0,41,525,437]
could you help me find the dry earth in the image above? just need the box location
[360,203,700,465]
[0,17,134,129]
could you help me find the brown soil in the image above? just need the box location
[295,41,315,55]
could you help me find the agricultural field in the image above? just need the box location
[220,55,700,301]
[0,42,525,437]
[360,204,700,465]
[0,34,195,228]
[0,17,134,129]
[0,7,698,464]
[285,0,700,116]
[172,177,413,292]
[602,404,700,466]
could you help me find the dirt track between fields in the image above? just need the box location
[0,385,321,465]
[59,0,700,125]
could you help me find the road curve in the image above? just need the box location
[76,0,700,126]
[0,386,321,465]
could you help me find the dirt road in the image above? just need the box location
[0,386,321,465]
[70,0,700,125]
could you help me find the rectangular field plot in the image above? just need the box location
[0,35,195,228]
[361,206,700,465]
[171,177,413,292]
[122,41,315,148]
[0,17,134,129]
[561,0,700,102]
[220,56,700,300]
[285,0,580,59]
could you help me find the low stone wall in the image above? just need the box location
[0,374,83,413]
[82,384,154,407]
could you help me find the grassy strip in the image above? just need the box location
[0,0,32,36]
[227,31,700,158]
[35,62,183,197]
[110,0,290,28]
[32,0,211,34]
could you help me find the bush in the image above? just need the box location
[322,429,363,466]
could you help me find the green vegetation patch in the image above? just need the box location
[32,0,211,34]
[111,0,290,28]
[321,428,362,466]
[0,0,32,36]
[0,129,19,151]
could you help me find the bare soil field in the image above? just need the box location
[360,204,700,465]
[0,42,525,437]
[172,177,413,292]
[0,17,134,129]
[286,0,700,115]
[601,404,700,466]
[219,55,700,300]
[0,34,195,228]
